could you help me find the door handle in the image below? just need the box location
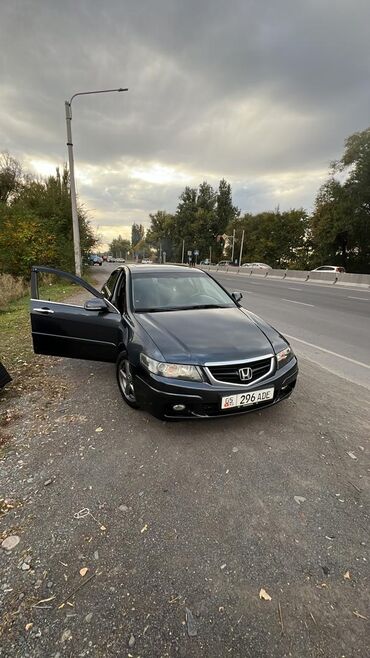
[33,307,54,314]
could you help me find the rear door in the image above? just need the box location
[30,266,125,362]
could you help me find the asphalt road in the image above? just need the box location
[1,263,369,657]
[208,270,370,390]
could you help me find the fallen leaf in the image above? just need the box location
[100,525,106,531]
[32,596,56,607]
[346,451,357,460]
[353,610,367,620]
[344,571,351,580]
[80,567,88,577]
[95,427,103,433]
[294,496,306,505]
[141,524,148,533]
[259,588,272,601]
[25,623,33,631]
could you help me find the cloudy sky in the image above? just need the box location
[1,1,369,248]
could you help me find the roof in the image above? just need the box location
[123,264,202,274]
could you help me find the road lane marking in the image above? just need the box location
[281,299,314,307]
[347,296,369,301]
[284,334,370,370]
[288,287,302,291]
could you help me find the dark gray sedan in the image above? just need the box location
[30,264,298,419]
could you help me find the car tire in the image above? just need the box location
[116,354,140,409]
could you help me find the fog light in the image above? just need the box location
[173,404,185,411]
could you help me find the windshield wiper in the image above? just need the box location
[135,304,230,313]
[183,304,229,310]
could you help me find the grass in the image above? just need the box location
[0,274,29,311]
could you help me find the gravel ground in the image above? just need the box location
[0,274,369,657]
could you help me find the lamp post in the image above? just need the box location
[65,87,128,276]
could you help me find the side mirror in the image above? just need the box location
[231,291,243,303]
[84,298,108,312]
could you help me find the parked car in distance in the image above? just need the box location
[89,254,103,266]
[30,264,298,420]
[107,255,114,262]
[242,262,272,269]
[141,259,153,264]
[115,257,126,263]
[200,259,211,265]
[311,265,346,273]
[217,260,232,267]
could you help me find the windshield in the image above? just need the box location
[131,270,235,312]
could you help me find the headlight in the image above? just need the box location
[140,353,203,381]
[276,346,294,368]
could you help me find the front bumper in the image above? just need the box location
[134,357,298,419]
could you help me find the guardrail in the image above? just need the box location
[191,264,370,288]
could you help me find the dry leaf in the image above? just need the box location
[33,595,56,606]
[353,610,367,620]
[95,427,103,433]
[259,588,272,601]
[344,571,351,580]
[25,623,33,631]
[100,525,106,531]
[80,567,88,577]
[141,524,148,533]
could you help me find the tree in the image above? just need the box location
[0,151,23,204]
[310,127,370,272]
[131,223,145,249]
[109,235,131,259]
[225,209,308,268]
[146,211,177,260]
[0,160,97,276]
[0,207,58,277]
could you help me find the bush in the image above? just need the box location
[0,274,29,311]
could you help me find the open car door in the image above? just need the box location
[30,266,125,363]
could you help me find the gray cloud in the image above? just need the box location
[1,0,370,246]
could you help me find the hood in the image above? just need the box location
[135,307,274,364]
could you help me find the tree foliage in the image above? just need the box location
[0,154,97,277]
[109,235,131,258]
[131,223,145,249]
[310,127,370,272]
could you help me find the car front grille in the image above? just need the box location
[206,356,274,386]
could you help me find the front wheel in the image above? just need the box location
[116,354,140,409]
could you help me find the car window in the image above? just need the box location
[131,271,235,311]
[31,266,103,305]
[102,270,120,299]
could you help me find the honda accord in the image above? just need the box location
[30,265,298,419]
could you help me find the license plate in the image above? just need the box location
[221,387,274,410]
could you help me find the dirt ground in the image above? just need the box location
[0,282,369,657]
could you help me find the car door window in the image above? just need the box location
[31,266,104,305]
[115,272,127,314]
[101,270,121,300]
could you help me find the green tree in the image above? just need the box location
[310,127,370,272]
[109,235,131,258]
[0,160,97,276]
[131,223,145,249]
[0,151,23,204]
[146,211,177,260]
[225,209,308,267]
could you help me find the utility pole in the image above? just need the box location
[209,246,212,264]
[181,239,185,264]
[159,240,162,264]
[65,101,81,277]
[65,87,128,277]
[231,229,235,263]
[238,230,245,267]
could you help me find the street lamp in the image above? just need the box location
[65,87,128,276]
